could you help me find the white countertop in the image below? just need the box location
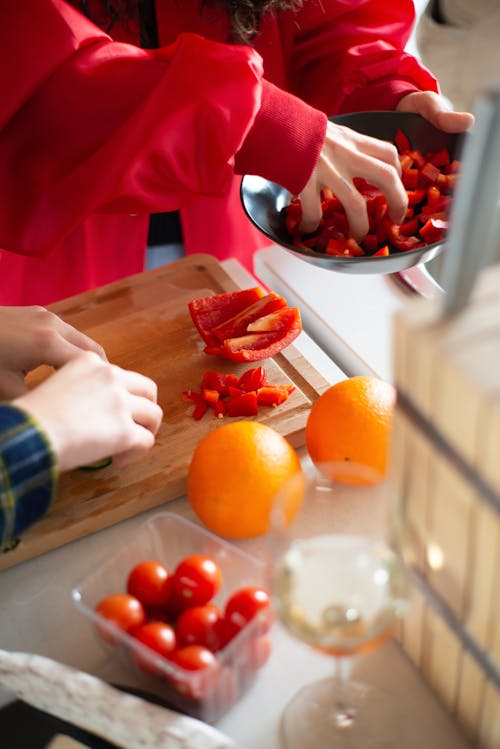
[0,258,471,749]
[253,245,411,382]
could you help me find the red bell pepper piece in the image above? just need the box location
[256,385,294,407]
[200,370,239,396]
[181,390,208,421]
[188,287,266,347]
[419,218,448,244]
[420,161,441,185]
[373,245,390,257]
[201,388,220,406]
[211,293,287,343]
[226,391,258,417]
[238,366,267,392]
[395,129,411,154]
[429,147,450,168]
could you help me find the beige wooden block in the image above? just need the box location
[472,262,500,298]
[455,651,487,743]
[399,583,426,668]
[478,398,500,498]
[393,262,500,467]
[390,402,436,567]
[392,311,409,386]
[465,501,500,654]
[485,518,500,671]
[426,453,475,618]
[478,680,500,749]
[422,604,462,711]
[430,345,483,464]
[388,409,408,508]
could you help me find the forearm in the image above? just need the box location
[0,405,57,552]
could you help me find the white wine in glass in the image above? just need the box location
[270,460,410,749]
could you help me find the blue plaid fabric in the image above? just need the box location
[0,404,57,552]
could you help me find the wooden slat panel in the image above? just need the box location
[478,681,500,749]
[422,605,462,711]
[455,651,486,743]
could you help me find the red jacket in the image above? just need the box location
[0,0,438,304]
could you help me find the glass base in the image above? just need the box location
[280,676,402,749]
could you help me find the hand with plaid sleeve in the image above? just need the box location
[1,350,163,552]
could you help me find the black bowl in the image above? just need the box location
[241,111,465,274]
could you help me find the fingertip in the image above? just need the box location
[299,219,320,235]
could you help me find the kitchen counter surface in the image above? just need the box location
[0,259,472,749]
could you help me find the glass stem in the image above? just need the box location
[332,656,356,730]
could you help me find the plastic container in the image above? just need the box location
[72,512,269,722]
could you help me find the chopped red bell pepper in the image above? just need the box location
[283,132,461,260]
[181,390,208,421]
[395,128,411,153]
[200,370,239,396]
[256,385,295,406]
[226,391,258,417]
[181,366,295,420]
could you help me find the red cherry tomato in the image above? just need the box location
[131,621,177,675]
[127,560,171,609]
[169,645,219,700]
[95,594,146,643]
[224,586,273,640]
[172,555,222,607]
[175,604,226,651]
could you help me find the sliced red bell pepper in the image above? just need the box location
[238,366,267,392]
[188,287,266,347]
[211,293,286,343]
[182,366,294,420]
[210,308,301,363]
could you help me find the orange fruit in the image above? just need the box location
[187,421,302,539]
[305,376,396,483]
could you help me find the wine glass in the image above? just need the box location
[268,459,410,749]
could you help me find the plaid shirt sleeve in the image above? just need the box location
[0,403,57,552]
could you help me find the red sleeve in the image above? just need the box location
[0,0,264,257]
[287,0,439,115]
[234,80,327,195]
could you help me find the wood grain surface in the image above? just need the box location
[0,254,329,570]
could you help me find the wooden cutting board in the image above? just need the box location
[0,254,329,570]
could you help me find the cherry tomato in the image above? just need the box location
[169,645,219,700]
[95,594,146,643]
[224,586,273,640]
[175,604,226,651]
[127,560,171,609]
[131,621,177,675]
[172,555,222,607]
